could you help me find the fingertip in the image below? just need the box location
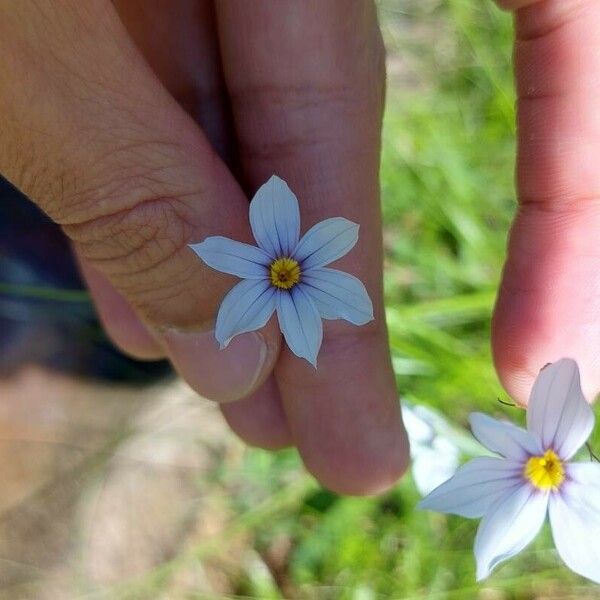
[162,322,281,403]
[492,289,598,406]
[105,316,165,361]
[303,426,410,496]
[220,377,293,450]
[492,354,536,407]
[77,256,165,360]
[277,324,410,496]
[492,292,545,406]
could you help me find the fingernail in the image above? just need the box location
[162,329,269,402]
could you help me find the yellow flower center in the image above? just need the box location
[269,257,301,290]
[524,449,565,491]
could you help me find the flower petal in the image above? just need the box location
[215,279,276,348]
[402,403,436,446]
[189,237,270,279]
[470,413,541,460]
[293,218,358,270]
[300,268,373,325]
[412,439,460,497]
[474,484,548,581]
[249,175,301,257]
[276,286,322,367]
[418,457,524,519]
[527,359,594,459]
[549,463,600,584]
[566,462,600,496]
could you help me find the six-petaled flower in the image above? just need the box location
[419,358,600,584]
[189,175,374,366]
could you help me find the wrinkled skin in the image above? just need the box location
[0,0,596,495]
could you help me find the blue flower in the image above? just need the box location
[418,358,600,584]
[189,175,373,366]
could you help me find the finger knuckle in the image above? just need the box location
[229,40,385,161]
[279,320,387,391]
[66,195,198,299]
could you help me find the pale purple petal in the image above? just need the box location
[403,404,460,496]
[474,485,548,580]
[249,175,301,257]
[470,413,541,460]
[276,287,322,367]
[566,462,600,496]
[549,465,600,584]
[300,268,373,325]
[418,457,523,518]
[189,237,270,279]
[215,279,276,348]
[527,359,594,459]
[293,218,358,270]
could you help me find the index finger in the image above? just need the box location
[216,0,408,494]
[492,0,600,402]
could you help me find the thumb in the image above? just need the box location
[0,0,281,401]
[492,0,600,402]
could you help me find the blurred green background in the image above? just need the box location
[2,0,600,598]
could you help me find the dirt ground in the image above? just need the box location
[0,368,246,598]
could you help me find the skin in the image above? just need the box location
[0,0,594,495]
[492,0,600,403]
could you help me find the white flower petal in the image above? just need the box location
[249,175,301,257]
[470,413,541,460]
[276,286,322,367]
[301,268,373,325]
[549,465,600,584]
[474,484,548,581]
[418,457,523,518]
[293,218,358,270]
[189,237,270,279]
[412,442,460,497]
[527,359,594,459]
[215,279,276,348]
[402,404,436,446]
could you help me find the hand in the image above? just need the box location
[491,0,600,403]
[0,0,408,494]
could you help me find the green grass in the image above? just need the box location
[380,0,516,422]
[6,1,600,598]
